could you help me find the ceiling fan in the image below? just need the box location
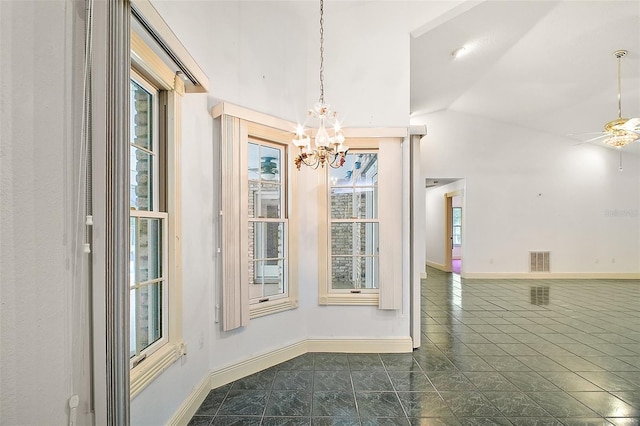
[579,50,640,148]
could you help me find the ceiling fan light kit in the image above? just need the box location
[601,49,640,148]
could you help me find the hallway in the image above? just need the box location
[188,268,640,425]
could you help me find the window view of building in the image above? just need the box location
[329,152,379,291]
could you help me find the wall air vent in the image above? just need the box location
[530,251,550,272]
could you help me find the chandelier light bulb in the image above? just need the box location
[315,120,331,148]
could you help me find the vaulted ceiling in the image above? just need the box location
[410,0,640,152]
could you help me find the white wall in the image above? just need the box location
[150,1,458,127]
[1,1,87,423]
[418,110,640,276]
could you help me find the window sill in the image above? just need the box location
[130,341,184,399]
[319,293,379,306]
[250,298,298,319]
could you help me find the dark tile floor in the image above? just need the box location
[189,267,640,425]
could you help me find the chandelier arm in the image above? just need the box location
[302,154,320,169]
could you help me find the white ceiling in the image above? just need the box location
[410,0,640,151]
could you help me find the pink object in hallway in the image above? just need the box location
[452,259,461,274]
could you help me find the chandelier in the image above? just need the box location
[293,0,348,170]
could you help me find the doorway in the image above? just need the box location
[444,191,463,275]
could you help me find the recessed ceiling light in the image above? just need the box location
[451,45,470,59]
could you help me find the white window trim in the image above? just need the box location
[213,104,299,329]
[129,29,186,400]
[318,137,403,308]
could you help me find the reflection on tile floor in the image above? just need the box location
[189,267,640,425]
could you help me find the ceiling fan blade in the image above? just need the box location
[620,117,640,133]
[573,133,608,145]
[566,132,607,137]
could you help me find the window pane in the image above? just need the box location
[259,183,281,218]
[331,223,353,255]
[353,187,377,219]
[249,222,285,261]
[331,188,353,219]
[130,80,153,151]
[331,187,377,219]
[453,207,462,226]
[131,217,163,283]
[331,256,353,289]
[130,146,153,211]
[249,259,285,300]
[331,222,378,256]
[130,282,163,357]
[260,145,281,182]
[331,256,378,290]
[248,181,259,218]
[248,142,260,181]
[353,154,378,187]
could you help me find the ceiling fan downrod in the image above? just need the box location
[613,49,627,119]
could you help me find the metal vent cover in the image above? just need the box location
[530,251,550,272]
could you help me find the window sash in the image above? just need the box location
[129,211,169,366]
[130,71,160,213]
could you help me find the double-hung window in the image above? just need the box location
[248,140,288,304]
[128,29,190,398]
[213,104,299,330]
[318,137,403,308]
[129,72,168,363]
[329,152,379,292]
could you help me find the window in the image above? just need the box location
[213,104,299,330]
[452,207,462,246]
[248,140,288,304]
[129,73,168,362]
[128,30,187,398]
[318,137,403,308]
[329,152,379,292]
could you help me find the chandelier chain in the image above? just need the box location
[319,0,324,104]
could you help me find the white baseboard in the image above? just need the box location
[168,374,212,426]
[209,341,308,390]
[168,337,413,425]
[426,261,446,271]
[307,337,413,353]
[464,272,640,279]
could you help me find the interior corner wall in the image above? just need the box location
[425,180,466,269]
[417,109,640,275]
